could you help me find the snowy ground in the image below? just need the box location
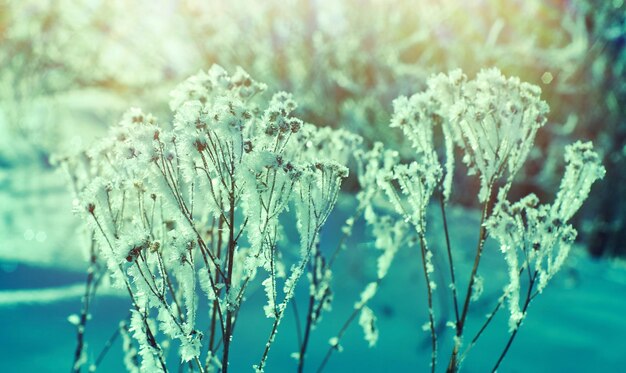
[1,179,626,372]
[1,106,625,372]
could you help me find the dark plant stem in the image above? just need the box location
[316,229,416,372]
[316,302,362,373]
[491,271,538,372]
[297,256,319,373]
[417,232,437,373]
[71,238,97,373]
[222,188,236,373]
[222,158,237,373]
[93,323,123,369]
[447,197,490,373]
[439,192,460,325]
[461,266,525,360]
[89,212,167,372]
[292,302,303,348]
[209,217,224,355]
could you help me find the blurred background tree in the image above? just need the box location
[1,0,624,263]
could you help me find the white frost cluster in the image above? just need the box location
[552,141,607,222]
[486,142,604,331]
[72,64,350,371]
[433,69,548,201]
[358,306,379,347]
[379,68,603,369]
[64,60,606,371]
[393,68,549,203]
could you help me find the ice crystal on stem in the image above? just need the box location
[379,68,603,372]
[64,64,604,373]
[71,65,348,373]
[428,68,549,202]
[375,139,442,371]
[487,141,605,332]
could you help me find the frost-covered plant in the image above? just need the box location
[484,141,605,369]
[312,142,411,372]
[65,64,604,373]
[376,68,605,372]
[64,64,409,373]
[69,65,350,372]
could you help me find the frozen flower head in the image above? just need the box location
[487,191,578,331]
[173,100,204,130]
[209,95,252,133]
[427,68,467,109]
[390,68,548,203]
[262,92,299,137]
[92,107,167,178]
[377,154,442,235]
[486,140,604,331]
[296,160,348,235]
[390,92,438,160]
[354,142,397,189]
[296,125,363,166]
[169,64,266,112]
[390,89,454,200]
[552,141,606,222]
[230,66,267,99]
[430,68,549,202]
[169,70,213,111]
[120,107,157,128]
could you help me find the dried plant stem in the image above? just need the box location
[439,192,460,325]
[417,231,437,373]
[90,211,168,372]
[460,266,525,362]
[298,207,357,373]
[258,216,323,372]
[447,195,490,373]
[491,271,538,372]
[297,293,316,373]
[133,257,206,373]
[297,252,324,373]
[221,188,237,373]
[316,289,368,373]
[71,238,98,373]
[296,194,366,369]
[208,217,224,354]
[93,318,125,369]
[292,302,303,347]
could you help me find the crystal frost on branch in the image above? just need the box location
[65,65,605,373]
[380,68,604,372]
[394,68,550,203]
[73,64,349,372]
[486,140,605,331]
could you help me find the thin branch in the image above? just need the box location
[439,191,460,326]
[491,271,538,372]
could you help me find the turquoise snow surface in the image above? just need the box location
[1,189,626,371]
